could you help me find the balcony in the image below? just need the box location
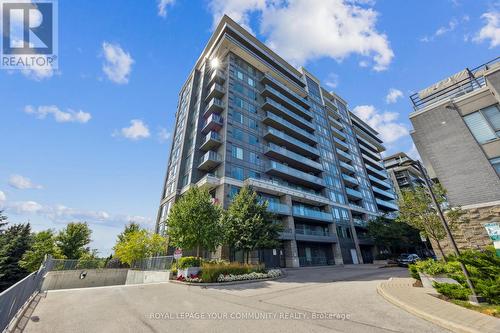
[265,143,323,173]
[335,148,352,162]
[260,73,310,109]
[198,151,221,171]
[330,117,343,130]
[295,228,337,243]
[331,126,346,140]
[203,98,224,118]
[266,161,326,190]
[262,97,315,131]
[342,173,359,187]
[264,127,320,159]
[334,137,349,151]
[365,164,388,180]
[263,112,316,144]
[339,161,355,175]
[200,131,222,151]
[361,153,384,170]
[279,227,295,240]
[266,201,291,215]
[372,186,396,200]
[292,206,333,223]
[208,69,225,84]
[201,114,223,134]
[261,84,313,120]
[368,175,392,189]
[376,198,399,211]
[345,188,363,200]
[205,83,224,102]
[353,218,368,228]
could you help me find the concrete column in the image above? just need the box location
[325,206,344,265]
[281,195,299,267]
[348,212,364,264]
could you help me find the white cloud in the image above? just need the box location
[324,73,339,89]
[352,105,409,143]
[420,16,469,43]
[21,66,56,81]
[0,191,6,204]
[473,11,500,48]
[8,175,43,190]
[8,200,43,214]
[114,119,151,140]
[209,0,394,71]
[102,42,134,84]
[157,127,172,143]
[24,105,91,123]
[158,0,175,17]
[385,88,403,104]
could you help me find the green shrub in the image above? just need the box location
[200,262,264,282]
[177,256,202,269]
[408,264,420,280]
[434,282,470,300]
[411,259,447,276]
[170,262,177,275]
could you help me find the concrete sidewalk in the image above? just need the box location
[377,278,500,333]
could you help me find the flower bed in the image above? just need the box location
[217,269,282,282]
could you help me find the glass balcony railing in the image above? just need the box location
[198,151,221,171]
[330,117,343,130]
[292,206,333,222]
[200,131,222,151]
[263,97,314,131]
[345,188,363,199]
[265,127,320,158]
[261,73,310,108]
[262,84,313,119]
[266,143,323,171]
[295,228,330,237]
[205,83,224,101]
[372,186,396,200]
[267,161,325,188]
[264,112,316,143]
[342,173,359,186]
[204,98,224,117]
[266,201,291,215]
[209,69,225,84]
[353,218,368,228]
[333,137,349,151]
[335,148,352,161]
[331,126,346,140]
[376,198,399,211]
[361,153,384,170]
[339,161,355,174]
[365,164,388,179]
[202,114,223,133]
[368,175,392,189]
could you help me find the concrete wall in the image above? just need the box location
[125,270,171,285]
[41,269,129,291]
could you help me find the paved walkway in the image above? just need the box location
[21,265,448,333]
[377,278,500,333]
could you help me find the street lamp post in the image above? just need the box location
[403,159,484,304]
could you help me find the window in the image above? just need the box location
[249,152,258,164]
[491,157,500,176]
[233,128,243,140]
[232,146,243,160]
[464,112,496,143]
[236,70,244,80]
[483,105,500,135]
[248,118,257,129]
[248,170,260,179]
[248,133,258,145]
[228,185,240,199]
[231,166,244,180]
[247,77,255,87]
[233,111,244,124]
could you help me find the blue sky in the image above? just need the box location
[0,0,499,255]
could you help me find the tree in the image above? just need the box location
[0,210,7,233]
[19,229,64,272]
[167,187,223,257]
[114,229,168,265]
[0,223,31,291]
[222,186,283,263]
[367,216,422,255]
[397,185,465,259]
[116,222,141,243]
[56,222,92,259]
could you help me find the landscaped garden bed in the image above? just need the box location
[408,246,500,317]
[171,257,283,285]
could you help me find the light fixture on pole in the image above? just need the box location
[400,158,484,304]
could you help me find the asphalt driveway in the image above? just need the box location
[21,265,449,333]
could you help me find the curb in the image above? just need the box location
[377,280,496,333]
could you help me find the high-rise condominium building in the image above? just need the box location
[156,16,397,267]
[409,57,500,254]
[383,152,425,196]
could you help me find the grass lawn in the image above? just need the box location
[450,300,500,318]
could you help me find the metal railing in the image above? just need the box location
[47,258,129,271]
[131,256,173,271]
[0,259,49,332]
[410,57,499,110]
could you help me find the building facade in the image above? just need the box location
[383,152,425,196]
[409,57,500,254]
[156,16,397,267]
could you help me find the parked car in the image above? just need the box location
[397,253,420,267]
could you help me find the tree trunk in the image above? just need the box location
[246,251,249,264]
[196,244,200,259]
[435,240,447,262]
